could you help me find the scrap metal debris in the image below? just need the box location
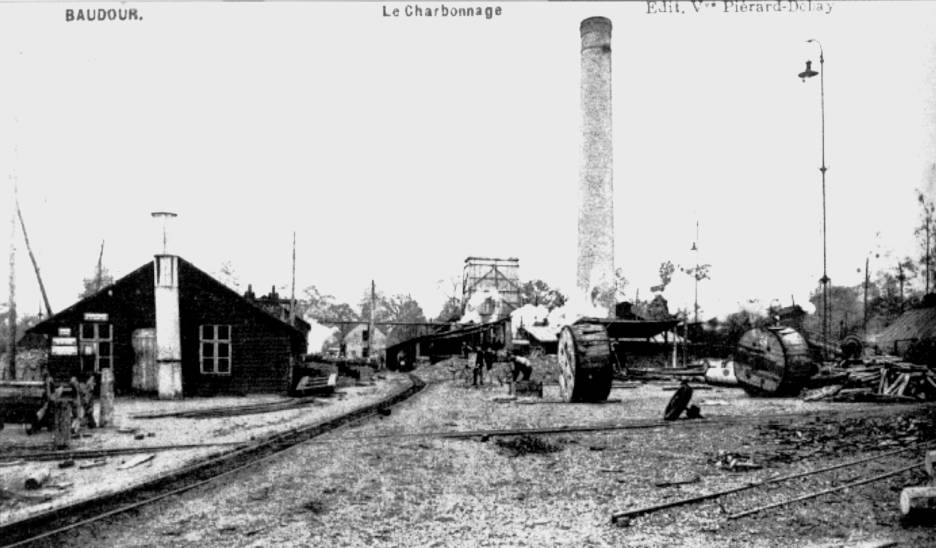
[804,357,936,403]
[663,381,693,421]
[713,451,762,471]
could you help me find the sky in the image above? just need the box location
[1,0,935,323]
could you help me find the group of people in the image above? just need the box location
[30,370,97,435]
[463,343,533,387]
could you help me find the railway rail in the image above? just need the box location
[0,374,426,548]
[611,443,931,524]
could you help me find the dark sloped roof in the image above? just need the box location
[874,305,936,348]
[574,317,680,340]
[28,256,309,338]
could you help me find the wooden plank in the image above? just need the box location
[117,454,155,470]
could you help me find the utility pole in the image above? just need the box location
[95,240,105,292]
[898,262,906,312]
[7,177,18,379]
[863,256,869,333]
[15,190,52,317]
[367,280,376,360]
[290,231,296,324]
[927,219,932,295]
[692,220,700,324]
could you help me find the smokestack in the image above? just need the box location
[577,16,614,311]
[151,211,182,399]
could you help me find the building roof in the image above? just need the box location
[573,317,680,340]
[28,256,309,338]
[873,304,936,349]
[518,325,559,344]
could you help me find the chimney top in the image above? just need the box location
[151,211,179,255]
[580,16,612,38]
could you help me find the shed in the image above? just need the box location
[872,296,936,361]
[27,255,309,397]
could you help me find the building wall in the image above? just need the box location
[28,258,308,397]
[178,260,304,396]
[27,263,156,394]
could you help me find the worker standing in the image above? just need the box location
[472,345,485,386]
[483,345,496,373]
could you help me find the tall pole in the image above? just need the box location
[800,39,830,358]
[898,262,905,312]
[7,177,18,379]
[368,280,376,360]
[15,192,52,317]
[693,220,700,325]
[927,220,931,294]
[95,240,105,292]
[817,41,830,357]
[290,231,296,324]
[863,256,869,333]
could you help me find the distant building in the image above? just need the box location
[871,294,936,363]
[773,305,806,332]
[462,257,521,322]
[27,255,309,397]
[343,324,388,359]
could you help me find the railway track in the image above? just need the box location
[0,374,426,548]
[610,443,931,524]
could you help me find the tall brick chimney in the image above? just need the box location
[577,17,615,311]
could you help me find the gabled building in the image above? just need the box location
[27,255,309,397]
[871,295,936,363]
[343,324,387,359]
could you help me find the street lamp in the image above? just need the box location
[798,39,830,360]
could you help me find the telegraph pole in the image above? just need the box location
[290,231,296,324]
[863,256,869,333]
[367,280,376,360]
[7,177,18,379]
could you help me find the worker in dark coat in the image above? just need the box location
[472,345,485,386]
[483,345,496,372]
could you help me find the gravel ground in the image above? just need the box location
[0,373,411,527]
[44,357,936,547]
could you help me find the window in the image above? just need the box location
[79,323,113,371]
[200,324,232,375]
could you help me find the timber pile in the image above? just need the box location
[802,358,936,403]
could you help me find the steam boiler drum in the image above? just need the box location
[734,326,815,396]
[557,323,613,402]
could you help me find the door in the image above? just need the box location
[132,328,157,393]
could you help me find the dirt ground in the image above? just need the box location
[0,373,412,527]
[46,356,936,548]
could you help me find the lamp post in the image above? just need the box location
[798,39,830,359]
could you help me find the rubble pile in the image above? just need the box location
[755,411,936,465]
[803,356,936,403]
